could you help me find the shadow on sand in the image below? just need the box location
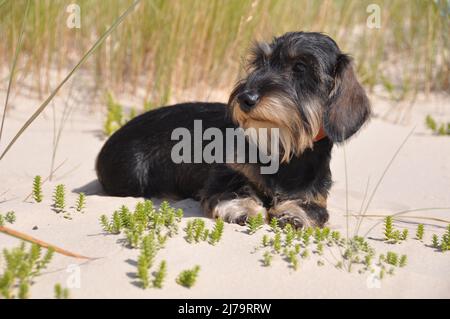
[73,179,106,196]
[72,180,204,218]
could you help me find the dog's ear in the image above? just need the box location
[324,54,371,142]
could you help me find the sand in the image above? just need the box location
[0,90,449,299]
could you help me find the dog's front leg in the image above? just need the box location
[202,195,267,225]
[269,196,329,229]
[199,167,267,225]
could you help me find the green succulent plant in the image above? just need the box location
[152,260,167,289]
[52,184,66,213]
[416,224,424,240]
[32,176,43,203]
[0,243,54,299]
[75,192,86,213]
[176,265,200,288]
[247,213,265,234]
[209,218,224,245]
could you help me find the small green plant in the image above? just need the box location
[137,234,158,289]
[52,184,66,213]
[284,224,295,247]
[432,234,439,248]
[314,227,325,242]
[262,234,270,247]
[400,229,408,241]
[185,220,194,242]
[32,176,43,203]
[425,115,437,131]
[201,229,209,241]
[437,225,450,252]
[209,218,224,245]
[416,224,424,240]
[75,193,86,213]
[104,92,139,136]
[100,200,182,248]
[176,265,200,288]
[364,254,373,267]
[0,243,54,299]
[247,213,264,234]
[384,216,393,240]
[0,211,16,226]
[273,232,282,253]
[137,254,150,289]
[302,227,313,246]
[287,250,299,270]
[386,251,398,266]
[301,249,309,259]
[262,251,272,266]
[383,216,408,243]
[331,230,341,241]
[269,217,280,232]
[100,215,111,232]
[5,211,16,224]
[104,92,124,136]
[322,227,330,239]
[425,115,450,136]
[185,218,206,243]
[54,284,70,299]
[111,211,122,234]
[100,201,184,289]
[399,255,407,267]
[441,241,448,252]
[141,234,158,267]
[343,236,375,272]
[316,242,324,256]
[152,260,167,289]
[193,219,206,242]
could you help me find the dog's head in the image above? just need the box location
[229,31,371,162]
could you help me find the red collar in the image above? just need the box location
[313,127,327,142]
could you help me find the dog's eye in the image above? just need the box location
[293,61,307,73]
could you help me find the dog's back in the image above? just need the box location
[96,102,233,199]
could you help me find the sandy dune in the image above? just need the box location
[0,91,449,298]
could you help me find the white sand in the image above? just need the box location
[0,91,449,298]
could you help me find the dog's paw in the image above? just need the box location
[269,200,313,229]
[212,198,266,226]
[275,213,306,229]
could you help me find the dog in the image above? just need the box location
[96,31,371,229]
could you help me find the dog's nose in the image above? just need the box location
[237,91,259,112]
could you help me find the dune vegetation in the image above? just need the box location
[1,0,448,107]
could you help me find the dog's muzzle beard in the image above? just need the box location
[230,92,322,163]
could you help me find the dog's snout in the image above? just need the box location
[237,91,259,112]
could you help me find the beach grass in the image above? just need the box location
[1,0,448,107]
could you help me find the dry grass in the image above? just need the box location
[0,0,448,108]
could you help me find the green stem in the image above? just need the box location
[0,0,141,161]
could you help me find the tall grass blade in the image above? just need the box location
[0,0,30,144]
[0,0,141,161]
[353,127,415,237]
[363,207,450,237]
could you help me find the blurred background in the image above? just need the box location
[0,0,449,109]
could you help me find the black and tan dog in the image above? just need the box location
[96,32,371,229]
